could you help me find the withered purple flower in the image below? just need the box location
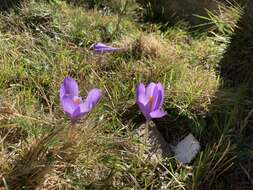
[90,42,121,53]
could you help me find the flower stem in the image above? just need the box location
[145,120,149,146]
[67,122,77,140]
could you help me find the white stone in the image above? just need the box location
[174,133,200,164]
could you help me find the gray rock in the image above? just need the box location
[173,133,201,164]
[135,122,172,162]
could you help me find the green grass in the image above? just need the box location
[0,0,250,189]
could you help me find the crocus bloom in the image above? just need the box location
[90,42,121,53]
[60,77,102,122]
[136,82,167,120]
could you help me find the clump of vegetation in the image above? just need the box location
[0,0,251,189]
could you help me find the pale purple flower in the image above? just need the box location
[136,82,167,120]
[90,42,121,53]
[60,77,102,122]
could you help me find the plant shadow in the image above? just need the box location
[200,1,253,188]
[120,103,193,145]
[0,0,23,12]
[1,134,53,189]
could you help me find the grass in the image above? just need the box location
[0,0,251,189]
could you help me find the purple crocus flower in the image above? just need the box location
[60,77,102,122]
[136,82,167,121]
[90,42,121,53]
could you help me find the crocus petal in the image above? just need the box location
[60,77,79,99]
[61,96,78,116]
[91,43,120,53]
[137,83,146,94]
[152,90,162,111]
[71,106,82,121]
[150,86,159,112]
[146,82,156,97]
[95,47,120,53]
[91,43,109,49]
[85,88,102,110]
[79,102,91,114]
[156,82,165,109]
[138,94,149,106]
[137,101,150,120]
[136,83,146,101]
[150,109,167,118]
[153,83,165,110]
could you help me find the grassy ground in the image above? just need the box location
[0,0,252,189]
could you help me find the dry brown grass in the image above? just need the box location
[118,33,177,58]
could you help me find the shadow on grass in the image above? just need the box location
[201,1,253,189]
[1,143,51,189]
[0,0,23,12]
[0,127,63,189]
[120,103,193,145]
[219,1,253,86]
